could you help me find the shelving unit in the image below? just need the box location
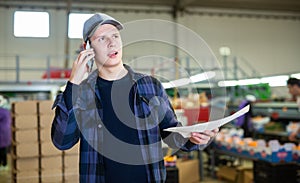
[227,102,300,121]
[207,102,300,182]
[251,102,300,121]
[227,102,300,141]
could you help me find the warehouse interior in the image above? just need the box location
[0,0,300,183]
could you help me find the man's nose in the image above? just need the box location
[108,38,116,47]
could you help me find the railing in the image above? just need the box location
[221,56,261,80]
[0,54,261,84]
[0,54,75,84]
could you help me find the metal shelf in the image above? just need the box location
[227,102,300,121]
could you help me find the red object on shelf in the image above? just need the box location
[271,112,279,120]
[42,68,71,79]
[184,106,210,125]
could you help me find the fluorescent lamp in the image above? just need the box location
[260,75,289,83]
[190,71,216,83]
[162,82,173,89]
[219,47,231,56]
[162,78,191,89]
[218,80,238,87]
[238,78,261,85]
[169,78,191,87]
[161,71,216,89]
[268,80,287,87]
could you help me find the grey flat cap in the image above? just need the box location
[83,13,123,42]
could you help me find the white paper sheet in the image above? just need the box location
[164,105,250,138]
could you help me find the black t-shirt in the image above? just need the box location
[97,73,147,183]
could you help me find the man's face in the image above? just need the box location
[288,84,300,96]
[90,24,123,67]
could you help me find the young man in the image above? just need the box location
[287,77,300,141]
[51,13,218,183]
[287,77,300,103]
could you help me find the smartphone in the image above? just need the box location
[85,41,94,72]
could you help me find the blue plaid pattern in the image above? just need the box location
[51,64,199,183]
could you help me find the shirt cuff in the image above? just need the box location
[185,140,199,149]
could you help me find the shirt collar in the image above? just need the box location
[86,64,142,87]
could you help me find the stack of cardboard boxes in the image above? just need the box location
[39,100,63,183]
[63,143,79,182]
[12,101,40,183]
[11,100,79,183]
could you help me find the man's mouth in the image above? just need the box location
[108,51,118,58]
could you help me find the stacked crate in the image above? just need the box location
[39,100,63,183]
[11,100,80,183]
[11,101,40,183]
[64,143,80,183]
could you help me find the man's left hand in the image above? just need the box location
[189,128,219,145]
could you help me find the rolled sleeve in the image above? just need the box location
[51,82,80,150]
[63,81,80,110]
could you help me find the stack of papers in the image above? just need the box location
[164,105,250,138]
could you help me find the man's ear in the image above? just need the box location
[83,42,87,50]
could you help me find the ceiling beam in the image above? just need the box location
[1,0,300,13]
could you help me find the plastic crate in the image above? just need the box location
[253,160,298,183]
[166,167,179,183]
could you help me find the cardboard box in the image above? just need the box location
[217,165,237,182]
[64,169,79,183]
[64,167,79,183]
[15,129,38,143]
[176,159,199,183]
[64,143,80,156]
[38,100,55,115]
[236,167,253,183]
[41,169,63,183]
[64,155,79,169]
[15,143,39,158]
[40,128,51,142]
[16,157,39,171]
[15,170,39,183]
[14,115,38,129]
[41,142,62,156]
[13,101,37,115]
[244,170,253,183]
[253,160,298,183]
[41,156,62,169]
[64,176,79,183]
[64,167,79,175]
[40,114,54,129]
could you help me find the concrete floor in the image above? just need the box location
[0,155,11,183]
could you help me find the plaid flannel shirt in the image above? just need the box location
[51,64,200,183]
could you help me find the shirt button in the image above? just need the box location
[98,124,102,128]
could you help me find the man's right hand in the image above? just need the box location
[69,49,95,85]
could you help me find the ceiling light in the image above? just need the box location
[190,71,215,83]
[219,46,231,56]
[260,75,289,83]
[238,78,261,85]
[218,80,238,87]
[162,82,173,89]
